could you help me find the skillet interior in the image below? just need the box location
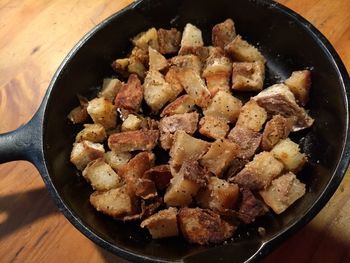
[42,0,349,262]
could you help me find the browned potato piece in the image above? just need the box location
[271,138,307,173]
[111,58,130,78]
[76,124,107,143]
[104,151,131,172]
[231,61,265,92]
[135,178,157,200]
[197,177,239,212]
[160,95,195,117]
[68,105,89,124]
[225,35,266,63]
[87,97,117,130]
[143,165,172,190]
[169,54,202,74]
[175,68,211,107]
[225,158,248,180]
[141,207,179,238]
[261,115,293,151]
[143,70,177,112]
[148,46,168,71]
[284,70,311,106]
[199,116,230,139]
[204,90,242,123]
[178,208,235,245]
[157,28,182,54]
[260,172,306,214]
[128,56,147,79]
[238,188,267,224]
[121,114,142,131]
[70,141,105,171]
[200,139,240,177]
[212,19,236,48]
[236,100,267,132]
[98,78,122,102]
[164,67,184,97]
[132,27,159,51]
[114,74,143,112]
[232,152,284,190]
[82,158,122,191]
[179,23,204,55]
[90,186,137,218]
[170,131,210,167]
[108,130,159,152]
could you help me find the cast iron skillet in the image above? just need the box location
[0,0,350,262]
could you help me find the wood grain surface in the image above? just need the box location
[0,0,349,262]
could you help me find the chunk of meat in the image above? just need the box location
[259,172,306,214]
[236,100,267,132]
[238,188,267,224]
[261,115,293,151]
[212,19,236,48]
[143,165,173,190]
[70,141,105,171]
[253,83,314,131]
[178,208,235,245]
[225,158,249,180]
[75,124,107,143]
[114,74,143,112]
[140,117,159,130]
[157,28,182,54]
[179,23,204,55]
[284,70,311,106]
[135,178,158,200]
[98,78,123,102]
[227,126,262,159]
[199,116,230,140]
[160,95,196,117]
[231,61,265,92]
[87,97,117,130]
[108,130,159,152]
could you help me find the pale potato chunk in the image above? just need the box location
[83,158,122,191]
[157,28,182,54]
[170,131,210,167]
[149,46,168,71]
[284,70,311,106]
[144,70,177,112]
[132,27,159,51]
[104,151,131,171]
[232,61,265,92]
[108,130,159,152]
[232,152,284,190]
[141,207,179,238]
[203,90,242,123]
[76,124,106,143]
[160,95,195,117]
[225,35,266,63]
[271,138,307,173]
[212,19,236,48]
[179,23,204,54]
[169,54,202,74]
[111,58,129,78]
[128,56,147,79]
[260,172,306,214]
[197,177,239,212]
[121,114,142,131]
[98,78,122,102]
[200,139,240,177]
[87,97,117,130]
[70,141,105,171]
[199,116,230,139]
[236,100,267,132]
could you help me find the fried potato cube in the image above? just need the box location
[175,68,211,108]
[225,35,266,63]
[111,58,129,78]
[170,131,210,167]
[68,96,89,124]
[128,56,147,79]
[260,172,306,214]
[178,208,235,245]
[104,151,131,172]
[261,115,293,151]
[108,130,159,152]
[82,158,122,191]
[232,61,265,92]
[157,28,182,54]
[141,207,179,238]
[114,74,143,112]
[75,124,107,143]
[197,177,239,212]
[179,23,204,54]
[135,178,157,200]
[70,141,105,170]
[143,165,172,190]
[90,186,136,218]
[236,100,267,132]
[203,90,242,123]
[148,46,168,71]
[160,95,195,117]
[232,152,284,190]
[212,18,236,48]
[200,139,240,177]
[98,78,122,102]
[164,67,184,97]
[284,70,311,106]
[199,116,230,139]
[132,27,159,51]
[169,54,202,74]
[87,97,117,130]
[143,70,176,112]
[271,138,307,173]
[121,114,142,131]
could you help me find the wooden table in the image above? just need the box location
[0,0,349,262]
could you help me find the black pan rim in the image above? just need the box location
[38,0,350,262]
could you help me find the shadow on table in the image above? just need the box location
[0,187,58,239]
